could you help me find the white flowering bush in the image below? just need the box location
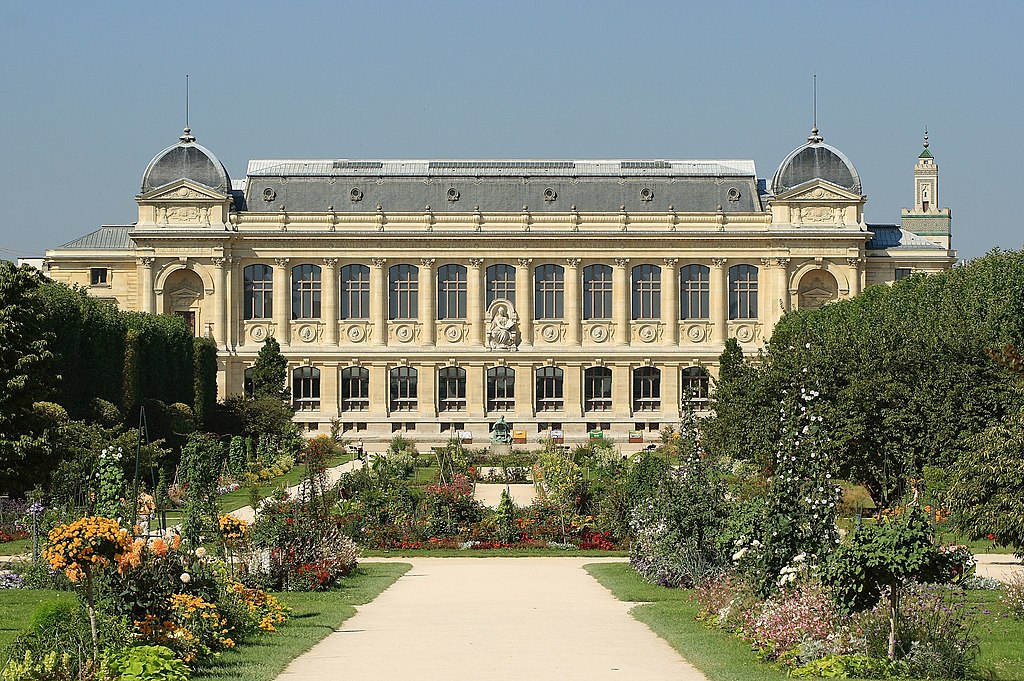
[94,446,126,518]
[1003,572,1024,620]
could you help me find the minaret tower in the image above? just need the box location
[901,129,952,249]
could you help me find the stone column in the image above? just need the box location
[138,257,155,313]
[371,258,387,346]
[322,258,339,346]
[419,259,436,347]
[229,257,241,350]
[760,258,777,330]
[418,362,437,419]
[468,259,484,346]
[516,258,533,346]
[777,258,792,314]
[564,258,581,346]
[662,258,679,346]
[563,363,582,419]
[515,362,534,421]
[613,258,630,346]
[845,257,863,297]
[273,258,290,346]
[711,258,728,346]
[661,363,680,421]
[369,362,388,418]
[212,257,228,349]
[321,362,340,418]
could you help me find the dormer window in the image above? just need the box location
[90,268,109,286]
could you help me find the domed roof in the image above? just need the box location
[140,128,231,195]
[771,128,862,196]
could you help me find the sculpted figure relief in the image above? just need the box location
[487,302,519,350]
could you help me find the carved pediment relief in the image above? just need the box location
[139,179,228,203]
[775,179,862,203]
[169,284,202,308]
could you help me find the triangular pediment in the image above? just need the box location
[138,178,228,203]
[775,179,862,203]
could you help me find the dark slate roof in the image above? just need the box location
[141,129,231,195]
[866,225,944,250]
[242,159,763,213]
[55,226,135,251]
[771,142,862,195]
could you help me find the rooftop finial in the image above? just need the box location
[923,126,929,149]
[179,74,195,143]
[807,74,823,143]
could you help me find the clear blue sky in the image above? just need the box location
[2,1,1019,261]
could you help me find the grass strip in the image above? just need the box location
[0,539,32,557]
[364,548,628,558]
[216,454,355,513]
[0,589,66,652]
[195,562,410,681]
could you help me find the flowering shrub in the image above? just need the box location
[1003,572,1024,620]
[226,579,289,632]
[738,584,845,661]
[423,474,484,537]
[94,446,127,518]
[43,516,131,583]
[137,593,236,664]
[0,572,25,589]
[218,514,249,542]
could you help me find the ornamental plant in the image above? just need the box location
[43,516,132,658]
[180,432,223,547]
[94,446,127,518]
[107,645,189,681]
[137,593,235,664]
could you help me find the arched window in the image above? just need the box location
[535,366,564,412]
[729,264,758,320]
[341,366,369,412]
[389,264,419,320]
[486,264,516,307]
[583,264,613,320]
[438,366,467,412]
[243,367,255,397]
[437,264,468,320]
[534,264,564,320]
[389,366,418,412]
[291,264,322,319]
[583,366,612,412]
[243,264,273,320]
[681,366,710,408]
[341,264,370,320]
[680,264,710,320]
[631,264,662,320]
[632,366,661,412]
[292,366,321,411]
[486,366,515,412]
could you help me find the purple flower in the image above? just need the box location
[27,502,44,517]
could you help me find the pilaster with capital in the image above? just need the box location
[662,363,681,421]
[272,258,290,345]
[776,258,792,315]
[613,258,630,347]
[419,259,436,347]
[662,258,679,345]
[514,361,534,420]
[563,363,583,418]
[320,362,340,417]
[212,257,229,349]
[419,362,437,419]
[468,259,484,346]
[138,257,156,314]
[369,362,388,417]
[845,257,864,297]
[564,258,581,346]
[371,259,387,347]
[515,259,533,346]
[611,363,631,418]
[710,258,728,346]
[322,258,339,346]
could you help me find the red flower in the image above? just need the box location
[987,533,996,541]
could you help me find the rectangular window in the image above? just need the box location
[486,264,517,307]
[389,367,418,412]
[631,265,662,320]
[341,264,370,320]
[244,264,273,320]
[894,267,913,281]
[728,265,758,320]
[292,264,322,320]
[437,264,468,320]
[534,264,565,320]
[680,264,710,320]
[535,367,564,412]
[583,265,613,320]
[487,367,515,412]
[389,264,419,320]
[90,268,109,286]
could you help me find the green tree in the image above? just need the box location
[251,337,288,400]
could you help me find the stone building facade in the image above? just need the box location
[44,126,955,443]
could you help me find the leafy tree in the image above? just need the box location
[193,336,218,427]
[251,337,288,400]
[0,263,53,433]
[179,432,223,547]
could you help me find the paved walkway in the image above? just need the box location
[473,483,538,508]
[230,458,365,523]
[275,557,708,681]
[975,553,1024,582]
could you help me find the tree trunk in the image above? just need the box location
[887,583,900,660]
[85,568,99,661]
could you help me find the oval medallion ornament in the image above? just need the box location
[686,325,705,342]
[637,324,656,342]
[736,324,754,342]
[298,324,316,342]
[540,324,559,342]
[250,325,267,342]
[590,325,608,342]
[395,324,414,342]
[347,325,365,342]
[444,325,462,342]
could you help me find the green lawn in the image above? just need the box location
[0,538,32,557]
[585,562,1024,681]
[216,454,355,513]
[195,562,409,681]
[0,588,67,652]
[364,547,628,558]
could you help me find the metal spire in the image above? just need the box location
[923,126,929,149]
[808,74,823,143]
[180,74,195,143]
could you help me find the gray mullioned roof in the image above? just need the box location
[866,225,944,251]
[140,130,232,195]
[55,226,135,251]
[242,159,762,214]
[771,142,862,195]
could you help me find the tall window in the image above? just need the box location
[633,366,661,412]
[389,367,418,411]
[437,264,468,320]
[486,366,515,412]
[681,366,710,408]
[729,264,758,319]
[243,367,255,397]
[291,264,322,319]
[583,366,612,412]
[292,366,321,411]
[341,264,370,320]
[243,264,273,320]
[680,264,710,320]
[535,366,564,412]
[486,264,516,307]
[389,264,419,319]
[534,264,564,320]
[341,366,369,412]
[631,264,662,320]
[583,264,613,320]
[438,367,467,412]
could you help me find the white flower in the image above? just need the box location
[180,572,191,584]
[793,552,806,563]
[195,547,207,559]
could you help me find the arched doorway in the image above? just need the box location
[162,269,205,335]
[797,270,839,309]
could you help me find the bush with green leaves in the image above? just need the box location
[107,645,189,681]
[94,446,127,518]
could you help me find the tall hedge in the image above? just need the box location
[193,336,218,427]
